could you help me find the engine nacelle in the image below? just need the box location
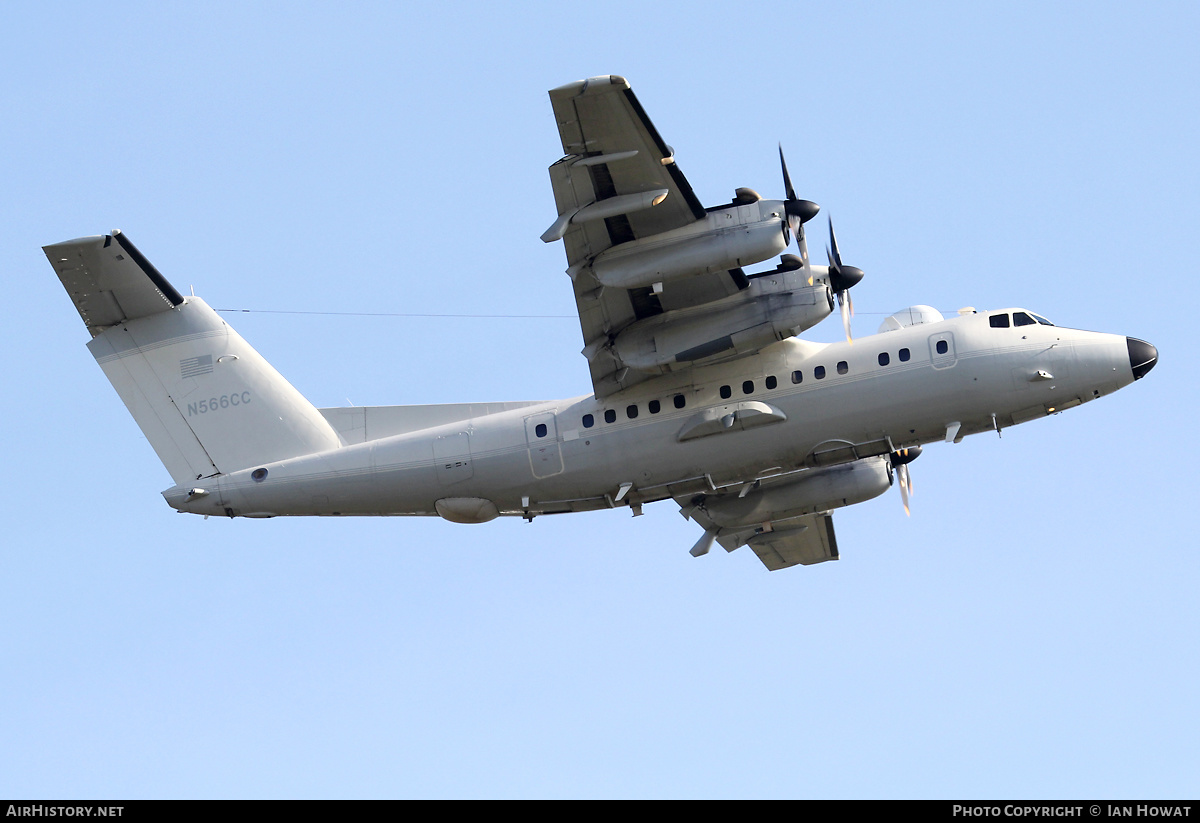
[698,457,892,528]
[591,200,789,290]
[611,278,832,372]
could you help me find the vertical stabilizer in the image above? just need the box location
[46,233,342,485]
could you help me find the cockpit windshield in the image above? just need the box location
[990,311,1055,328]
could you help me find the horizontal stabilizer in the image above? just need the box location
[43,231,184,337]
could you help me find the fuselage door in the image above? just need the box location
[525,411,564,478]
[434,431,473,485]
[929,331,957,370]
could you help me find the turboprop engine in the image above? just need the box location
[695,456,894,528]
[589,195,797,290]
[683,448,924,559]
[608,255,833,372]
[585,150,821,291]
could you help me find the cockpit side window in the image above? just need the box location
[1013,312,1036,326]
[989,314,1010,328]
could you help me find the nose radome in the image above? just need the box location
[1127,337,1158,380]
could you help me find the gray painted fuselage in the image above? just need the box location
[166,310,1136,520]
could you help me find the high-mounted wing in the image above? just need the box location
[543,77,836,398]
[546,76,753,397]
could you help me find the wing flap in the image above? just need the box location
[44,232,184,337]
[747,514,840,571]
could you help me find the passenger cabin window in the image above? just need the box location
[1013,312,1036,326]
[742,380,754,394]
[535,423,547,438]
[648,400,661,414]
[626,404,638,419]
[936,340,949,354]
[604,409,616,424]
[814,366,826,379]
[837,361,848,375]
[878,352,890,366]
[720,385,732,399]
[990,314,1010,328]
[766,375,777,390]
[583,413,594,428]
[899,348,911,362]
[791,370,803,384]
[673,394,686,409]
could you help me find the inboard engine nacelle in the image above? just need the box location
[611,277,832,372]
[691,457,894,529]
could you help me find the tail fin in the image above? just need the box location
[45,231,342,484]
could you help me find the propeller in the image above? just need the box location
[778,145,820,272]
[826,219,865,342]
[889,447,922,516]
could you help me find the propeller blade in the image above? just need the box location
[779,144,797,203]
[889,447,920,516]
[840,293,853,343]
[779,145,819,245]
[794,215,810,263]
[829,220,843,269]
[826,217,862,342]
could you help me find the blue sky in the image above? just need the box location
[2,0,1196,798]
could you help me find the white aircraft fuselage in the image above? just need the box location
[162,305,1145,522]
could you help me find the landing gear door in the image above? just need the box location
[525,411,564,479]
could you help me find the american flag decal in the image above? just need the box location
[180,354,214,379]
